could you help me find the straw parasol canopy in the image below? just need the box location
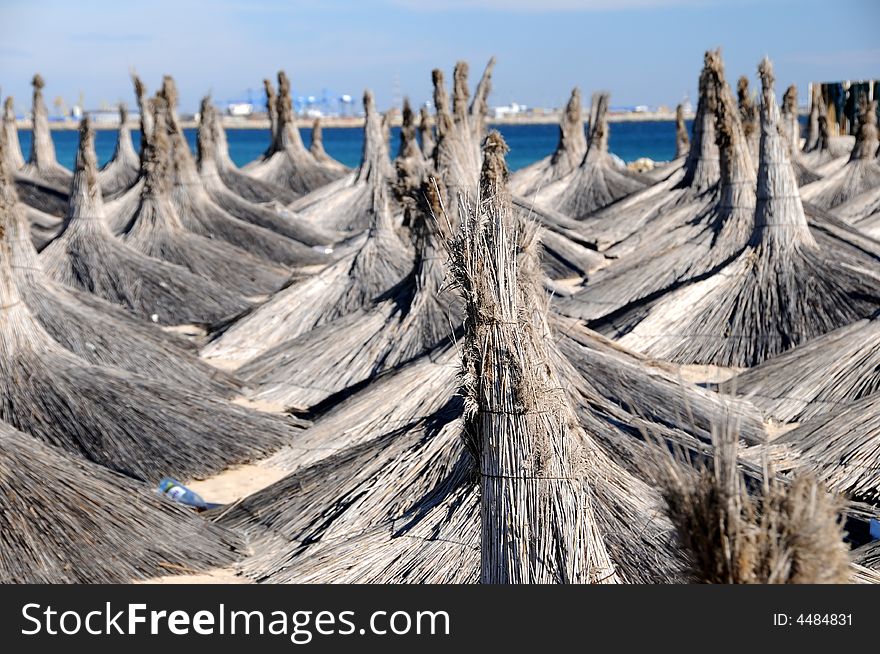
[654,420,851,583]
[610,58,880,367]
[243,70,346,195]
[283,89,395,233]
[726,311,880,423]
[557,50,754,322]
[800,97,880,219]
[98,104,140,198]
[775,393,880,502]
[308,117,347,172]
[509,88,588,198]
[21,74,72,189]
[196,97,337,248]
[418,105,436,161]
[234,181,461,413]
[2,96,25,171]
[201,183,413,368]
[569,51,723,254]
[737,75,759,161]
[0,420,244,583]
[0,109,240,395]
[120,102,289,298]
[41,118,257,326]
[0,153,307,481]
[780,85,820,186]
[800,85,851,173]
[158,77,319,268]
[529,91,648,220]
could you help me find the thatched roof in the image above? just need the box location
[197,98,337,249]
[2,97,25,171]
[158,78,319,268]
[530,91,648,219]
[242,70,346,195]
[737,75,759,161]
[612,58,880,367]
[776,394,880,502]
[727,312,880,422]
[675,102,690,159]
[21,74,72,189]
[201,184,413,367]
[780,85,821,186]
[0,154,306,481]
[508,87,587,197]
[557,50,754,322]
[121,102,288,298]
[800,85,851,171]
[0,420,244,583]
[98,104,140,198]
[235,182,461,412]
[655,420,851,583]
[284,90,396,233]
[800,98,880,220]
[0,107,238,394]
[41,118,256,326]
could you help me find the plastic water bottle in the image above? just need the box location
[157,477,210,510]
[870,518,880,541]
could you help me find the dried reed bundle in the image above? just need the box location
[201,184,412,367]
[197,98,336,248]
[737,75,759,160]
[42,118,250,326]
[284,90,395,233]
[2,97,25,170]
[243,70,346,195]
[21,74,72,188]
[800,98,880,218]
[655,421,851,583]
[531,91,648,220]
[727,312,880,422]
[1,155,306,481]
[558,50,754,322]
[676,102,690,158]
[98,104,140,197]
[122,104,287,298]
[158,78,316,267]
[614,58,880,367]
[509,88,587,197]
[800,86,851,172]
[0,421,244,583]
[418,106,436,161]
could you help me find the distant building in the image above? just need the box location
[493,102,528,118]
[227,102,255,117]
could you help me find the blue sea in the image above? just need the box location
[16,120,688,173]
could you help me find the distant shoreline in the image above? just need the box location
[16,110,695,131]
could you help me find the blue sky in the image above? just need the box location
[0,0,877,114]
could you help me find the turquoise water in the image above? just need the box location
[16,120,688,173]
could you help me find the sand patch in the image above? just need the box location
[187,460,290,505]
[137,566,250,584]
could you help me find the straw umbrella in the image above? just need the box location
[98,104,140,198]
[776,394,880,502]
[557,50,754,322]
[21,74,72,189]
[800,86,851,172]
[726,312,880,423]
[418,106,436,161]
[655,420,851,583]
[530,91,648,219]
[800,98,880,218]
[570,52,722,254]
[121,103,289,297]
[158,78,319,267]
[0,156,307,481]
[235,182,461,412]
[737,75,759,160]
[309,117,347,172]
[0,108,242,395]
[197,98,337,248]
[243,70,346,195]
[780,85,820,186]
[641,103,692,184]
[201,183,413,367]
[2,97,25,171]
[0,420,244,583]
[41,118,255,326]
[612,58,880,367]
[509,88,587,197]
[283,90,395,233]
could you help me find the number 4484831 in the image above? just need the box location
[796,614,852,626]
